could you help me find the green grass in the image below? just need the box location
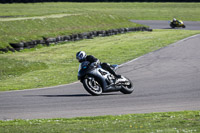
[0,57,48,80]
[1,29,200,91]
[0,13,140,48]
[0,2,200,48]
[0,111,200,133]
[0,2,199,20]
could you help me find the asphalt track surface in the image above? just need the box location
[131,20,200,30]
[1,21,200,120]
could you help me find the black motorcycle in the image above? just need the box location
[78,61,134,96]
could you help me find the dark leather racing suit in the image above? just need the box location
[81,55,121,78]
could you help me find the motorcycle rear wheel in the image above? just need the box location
[120,77,134,94]
[83,77,102,96]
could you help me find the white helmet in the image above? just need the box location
[76,51,87,62]
[173,18,176,21]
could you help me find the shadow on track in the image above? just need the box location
[162,27,173,29]
[24,94,90,97]
[24,93,120,97]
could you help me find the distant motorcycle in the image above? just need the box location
[78,61,134,96]
[170,20,186,28]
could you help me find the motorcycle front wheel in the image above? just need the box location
[120,77,134,94]
[170,24,175,28]
[83,77,102,96]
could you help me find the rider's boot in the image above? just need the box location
[106,66,121,79]
[114,74,122,79]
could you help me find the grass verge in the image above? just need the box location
[0,2,200,21]
[0,12,140,48]
[0,111,200,133]
[0,29,200,91]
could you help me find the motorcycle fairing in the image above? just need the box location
[86,67,121,92]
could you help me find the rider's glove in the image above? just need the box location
[91,62,97,67]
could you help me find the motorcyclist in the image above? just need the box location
[76,51,121,79]
[172,18,180,25]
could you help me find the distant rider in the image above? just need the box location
[172,18,179,25]
[76,51,121,79]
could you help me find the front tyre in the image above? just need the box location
[170,24,175,28]
[182,25,186,28]
[120,77,134,94]
[83,77,102,96]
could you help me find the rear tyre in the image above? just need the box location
[120,77,134,94]
[83,77,102,96]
